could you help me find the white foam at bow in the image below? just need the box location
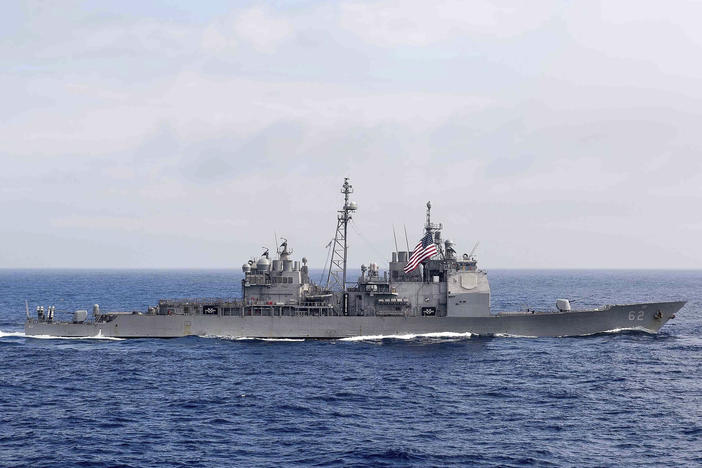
[601,326,654,335]
[494,326,655,338]
[0,330,25,338]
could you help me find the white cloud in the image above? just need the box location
[201,6,294,54]
[338,0,557,46]
[2,1,702,267]
[234,6,294,52]
[201,22,238,52]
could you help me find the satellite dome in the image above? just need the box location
[256,257,271,270]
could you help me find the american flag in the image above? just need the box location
[404,232,438,273]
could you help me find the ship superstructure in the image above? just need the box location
[25,178,685,338]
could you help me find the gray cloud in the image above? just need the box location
[1,1,701,268]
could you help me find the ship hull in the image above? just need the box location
[24,301,685,339]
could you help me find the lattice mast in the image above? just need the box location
[326,178,356,291]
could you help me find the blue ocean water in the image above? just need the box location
[0,269,700,467]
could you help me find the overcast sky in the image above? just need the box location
[2,0,701,269]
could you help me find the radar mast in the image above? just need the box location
[425,201,443,257]
[424,201,442,234]
[326,178,356,291]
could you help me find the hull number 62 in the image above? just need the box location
[628,311,645,321]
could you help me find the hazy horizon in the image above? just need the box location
[3,267,702,272]
[2,1,701,269]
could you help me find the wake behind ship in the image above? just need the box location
[25,179,685,339]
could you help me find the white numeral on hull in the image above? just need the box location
[628,311,645,321]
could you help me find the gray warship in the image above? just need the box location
[25,178,685,339]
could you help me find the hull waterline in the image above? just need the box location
[25,301,685,339]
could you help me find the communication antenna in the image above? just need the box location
[325,178,356,291]
[25,300,29,319]
[319,239,333,284]
[392,225,399,254]
[467,241,480,259]
[403,225,410,252]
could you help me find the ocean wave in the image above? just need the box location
[600,326,655,335]
[492,333,539,338]
[492,326,657,338]
[27,332,124,341]
[261,338,305,342]
[201,332,475,342]
[199,335,305,342]
[555,327,656,338]
[340,331,474,341]
[2,328,124,340]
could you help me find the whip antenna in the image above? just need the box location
[467,241,480,259]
